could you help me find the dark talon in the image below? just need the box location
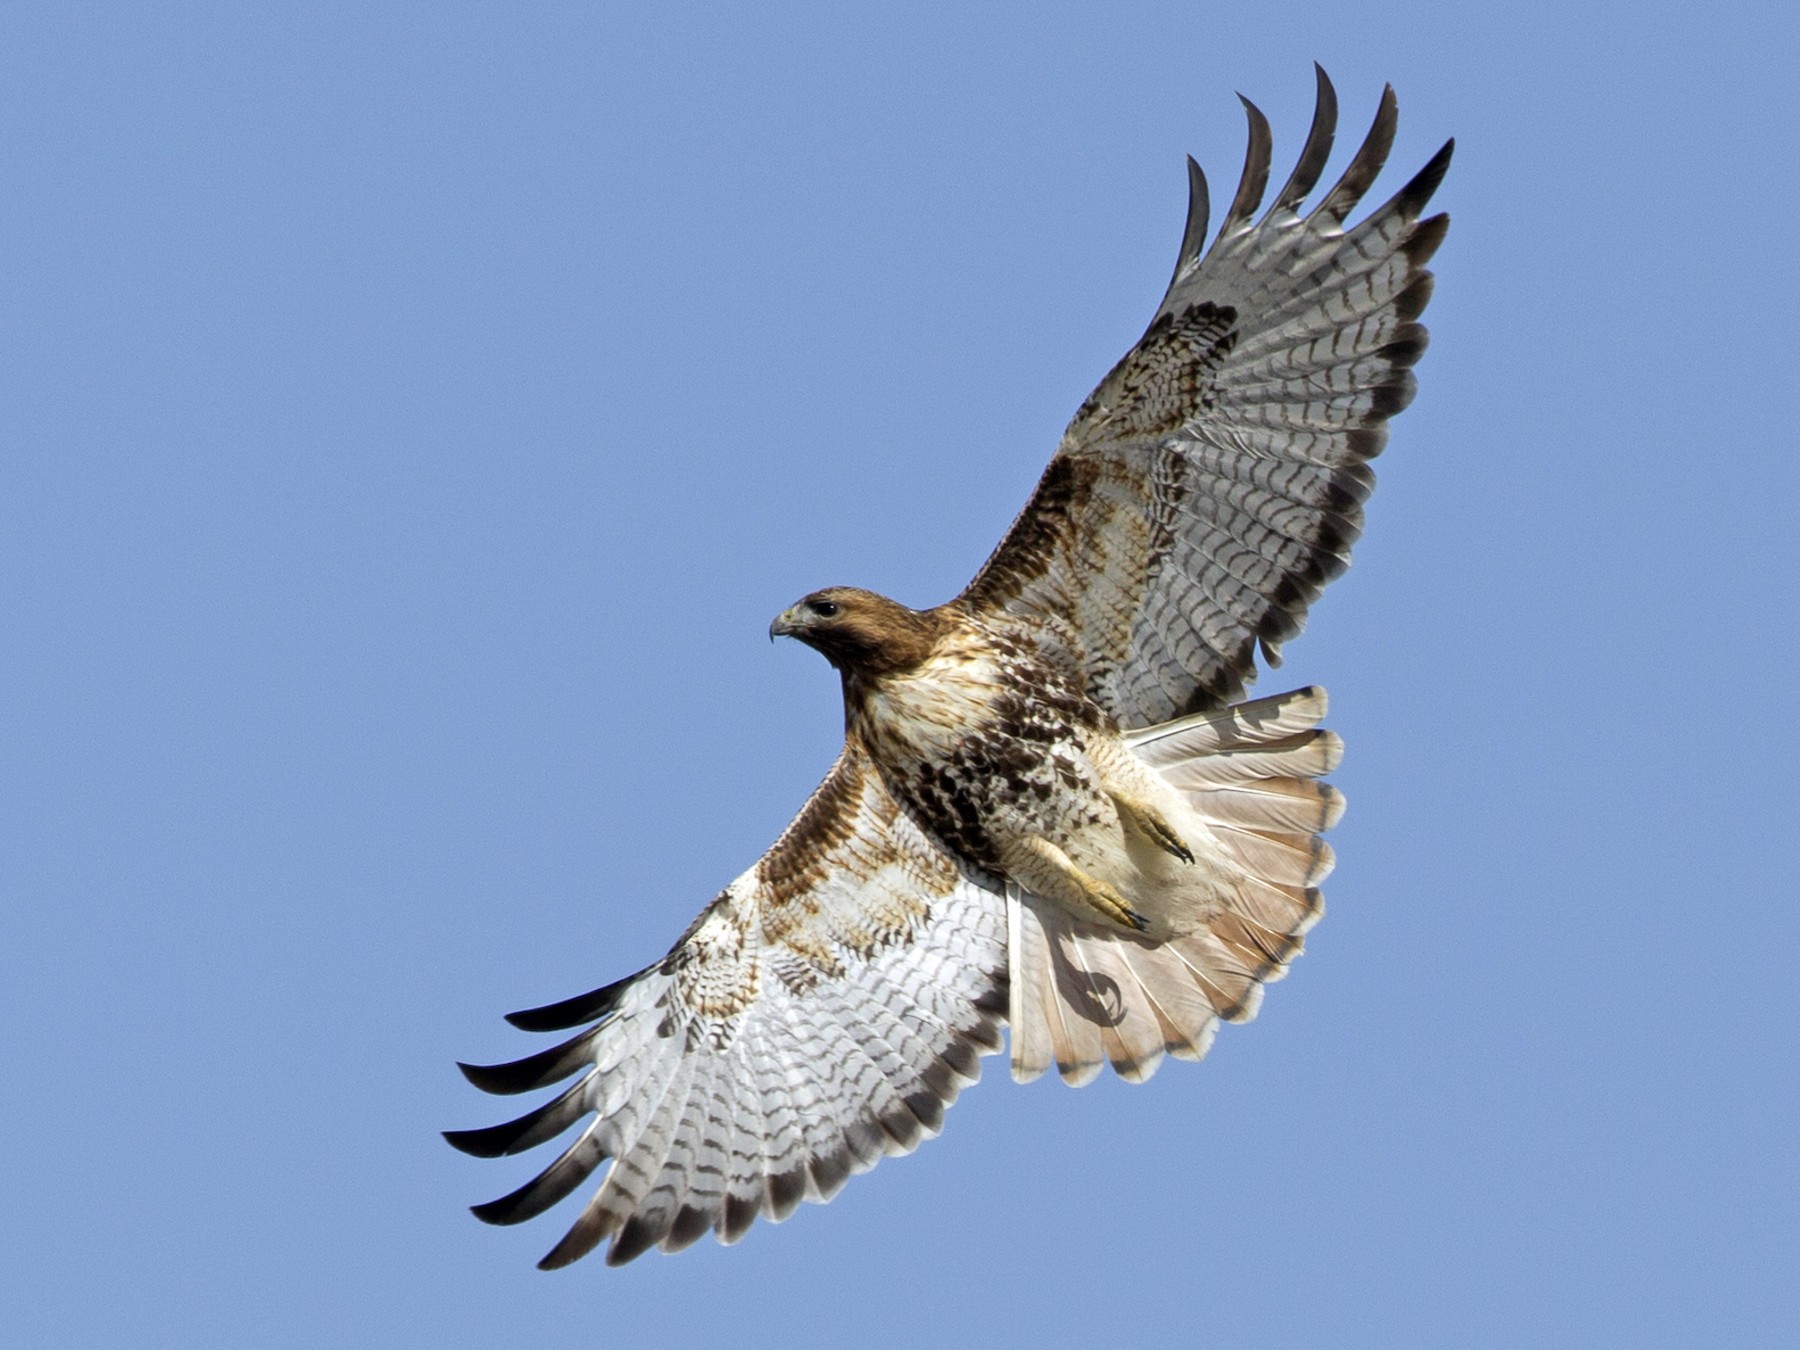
[1152,819,1195,864]
[1117,793,1196,864]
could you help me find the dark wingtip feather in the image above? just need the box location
[904,1089,945,1134]
[1365,370,1418,421]
[471,1134,607,1228]
[940,1036,979,1081]
[721,1192,760,1243]
[443,1077,592,1158]
[1404,212,1451,266]
[808,1147,852,1202]
[966,1016,1004,1054]
[606,1213,664,1266]
[1213,95,1273,244]
[1313,84,1398,224]
[456,1055,556,1097]
[1169,154,1211,287]
[1269,64,1339,217]
[456,1025,599,1095]
[505,973,634,1032]
[1256,605,1303,645]
[1396,138,1455,218]
[469,1194,520,1226]
[470,1178,563,1228]
[444,1123,513,1159]
[1344,426,1390,462]
[1393,270,1437,324]
[766,1167,807,1221]
[443,1127,484,1156]
[664,1204,714,1253]
[1379,322,1430,369]
[920,1055,967,1104]
[536,1211,611,1270]
[878,1100,924,1153]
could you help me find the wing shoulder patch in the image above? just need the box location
[1072,301,1239,444]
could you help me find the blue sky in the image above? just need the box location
[5,3,1797,1346]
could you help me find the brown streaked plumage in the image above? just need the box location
[449,67,1449,1266]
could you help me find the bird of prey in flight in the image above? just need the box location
[447,67,1452,1268]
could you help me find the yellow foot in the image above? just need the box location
[1077,871,1151,933]
[1111,793,1195,863]
[1009,835,1151,933]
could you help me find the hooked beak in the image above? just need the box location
[769,607,805,642]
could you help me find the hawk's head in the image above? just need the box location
[770,587,947,677]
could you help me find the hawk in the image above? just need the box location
[447,68,1452,1268]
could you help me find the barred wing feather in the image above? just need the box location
[961,67,1452,724]
[446,741,1008,1267]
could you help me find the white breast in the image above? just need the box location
[859,645,1008,765]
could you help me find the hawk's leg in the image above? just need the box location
[1003,835,1151,934]
[1109,791,1194,863]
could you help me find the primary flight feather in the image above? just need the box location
[446,67,1451,1268]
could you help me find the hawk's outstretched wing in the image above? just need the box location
[961,68,1452,725]
[445,740,1007,1267]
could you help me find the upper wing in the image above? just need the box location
[444,739,1008,1268]
[960,69,1452,726]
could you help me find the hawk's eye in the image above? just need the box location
[808,599,841,618]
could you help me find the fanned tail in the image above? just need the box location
[1008,686,1341,1084]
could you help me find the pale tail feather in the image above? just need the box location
[1007,895,1227,1084]
[1007,686,1340,1084]
[1124,685,1334,763]
[1006,884,1057,1083]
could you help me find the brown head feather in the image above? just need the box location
[770,587,951,680]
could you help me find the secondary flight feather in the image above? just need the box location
[447,67,1452,1268]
